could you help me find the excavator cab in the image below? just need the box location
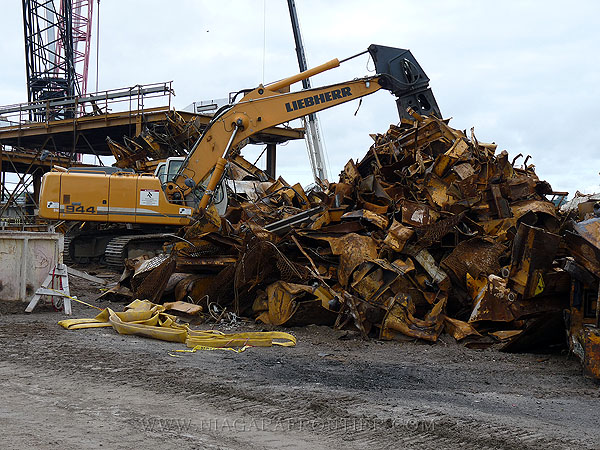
[154,157,228,215]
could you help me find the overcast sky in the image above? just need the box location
[1,1,599,196]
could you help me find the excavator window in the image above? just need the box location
[166,160,184,182]
[155,164,167,185]
[155,158,185,189]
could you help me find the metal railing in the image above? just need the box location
[0,212,41,229]
[0,81,174,127]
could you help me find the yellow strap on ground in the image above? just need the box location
[58,300,297,349]
[47,288,104,311]
[59,308,111,330]
[186,330,296,348]
[58,318,113,330]
[171,345,251,356]
[108,309,189,343]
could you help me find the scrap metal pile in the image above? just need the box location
[562,217,600,378]
[112,108,591,354]
[107,110,201,171]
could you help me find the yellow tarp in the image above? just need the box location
[59,299,296,349]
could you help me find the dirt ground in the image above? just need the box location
[0,271,599,450]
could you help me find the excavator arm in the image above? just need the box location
[167,74,386,208]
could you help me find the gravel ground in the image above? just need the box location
[0,272,599,449]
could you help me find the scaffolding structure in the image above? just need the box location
[58,0,93,97]
[22,0,77,120]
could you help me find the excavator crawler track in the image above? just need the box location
[104,233,174,271]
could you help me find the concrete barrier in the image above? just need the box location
[0,231,63,301]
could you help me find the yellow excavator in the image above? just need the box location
[39,44,440,243]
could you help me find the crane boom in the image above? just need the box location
[287,0,328,182]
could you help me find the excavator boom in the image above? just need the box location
[172,76,385,209]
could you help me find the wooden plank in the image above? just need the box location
[67,266,107,285]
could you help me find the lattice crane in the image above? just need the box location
[22,0,94,120]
